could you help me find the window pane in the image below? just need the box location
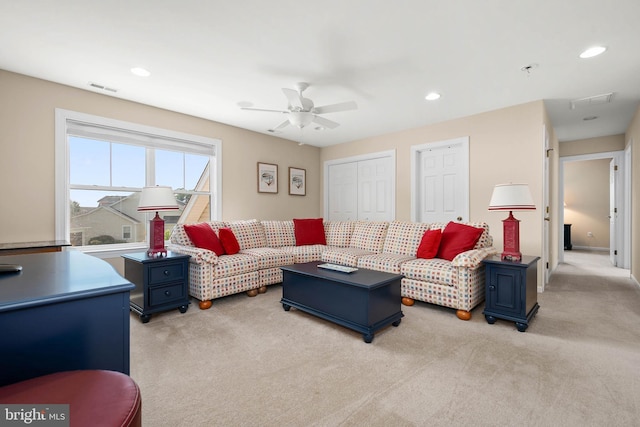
[69,137,109,186]
[177,194,211,224]
[185,154,209,191]
[112,143,145,188]
[70,189,145,246]
[155,149,183,189]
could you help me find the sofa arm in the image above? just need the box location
[451,246,499,268]
[167,243,219,265]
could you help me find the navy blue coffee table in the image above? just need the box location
[280,261,403,343]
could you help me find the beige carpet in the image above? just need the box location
[130,251,640,426]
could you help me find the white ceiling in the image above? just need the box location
[1,0,639,147]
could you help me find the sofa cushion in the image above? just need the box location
[278,245,325,263]
[321,247,375,267]
[357,253,416,274]
[382,221,430,255]
[401,258,458,287]
[350,221,389,253]
[436,222,484,261]
[429,221,491,250]
[213,254,259,279]
[183,223,225,256]
[293,218,327,246]
[227,219,268,249]
[169,221,226,247]
[262,220,296,247]
[241,247,295,269]
[218,228,240,255]
[417,229,442,259]
[324,221,354,247]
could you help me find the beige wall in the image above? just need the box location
[563,159,610,249]
[0,70,322,244]
[559,134,625,156]
[321,101,548,265]
[625,106,640,283]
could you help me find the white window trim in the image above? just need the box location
[55,109,222,258]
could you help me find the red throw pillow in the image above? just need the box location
[218,228,240,255]
[293,218,327,246]
[416,229,442,259]
[183,223,225,256]
[436,222,484,261]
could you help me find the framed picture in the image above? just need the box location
[257,162,278,193]
[289,167,306,196]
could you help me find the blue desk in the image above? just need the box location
[0,251,134,386]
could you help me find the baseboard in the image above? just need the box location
[632,273,639,289]
[568,246,609,252]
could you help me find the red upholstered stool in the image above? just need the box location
[0,370,141,427]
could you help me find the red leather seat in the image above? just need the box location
[0,370,141,427]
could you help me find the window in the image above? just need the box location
[55,109,222,256]
[122,225,132,240]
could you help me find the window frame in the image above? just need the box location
[55,109,222,258]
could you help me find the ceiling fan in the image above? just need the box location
[241,82,357,131]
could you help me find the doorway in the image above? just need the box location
[559,150,628,268]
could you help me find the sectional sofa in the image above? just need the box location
[167,219,497,320]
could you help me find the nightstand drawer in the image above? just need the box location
[149,283,185,306]
[149,263,185,285]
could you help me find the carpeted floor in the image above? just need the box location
[130,251,640,426]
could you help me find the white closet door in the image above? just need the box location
[357,157,393,221]
[327,162,358,220]
[325,151,395,221]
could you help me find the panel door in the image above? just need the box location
[415,138,468,223]
[357,157,393,221]
[327,162,358,221]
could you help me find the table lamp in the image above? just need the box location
[488,183,536,262]
[138,186,179,257]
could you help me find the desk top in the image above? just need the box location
[0,251,134,312]
[0,240,70,252]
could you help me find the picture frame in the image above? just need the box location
[289,167,306,196]
[257,162,278,193]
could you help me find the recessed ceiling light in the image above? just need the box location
[579,46,607,59]
[425,92,441,101]
[130,67,151,77]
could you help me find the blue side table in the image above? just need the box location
[482,255,540,332]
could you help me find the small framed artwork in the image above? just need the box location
[257,162,278,193]
[289,167,306,196]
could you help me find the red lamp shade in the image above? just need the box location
[138,186,179,257]
[488,183,536,262]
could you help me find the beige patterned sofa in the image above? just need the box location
[168,219,496,320]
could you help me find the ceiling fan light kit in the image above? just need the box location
[241,82,357,131]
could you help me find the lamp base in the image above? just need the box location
[147,212,167,258]
[147,248,168,258]
[502,211,522,262]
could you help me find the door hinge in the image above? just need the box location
[614,165,618,171]
[546,262,549,269]
[614,207,617,213]
[615,250,618,255]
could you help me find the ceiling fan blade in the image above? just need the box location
[241,107,288,114]
[312,115,340,129]
[282,88,304,109]
[313,101,358,115]
[271,120,290,131]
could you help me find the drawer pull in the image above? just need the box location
[164,270,170,276]
[165,290,171,297]
[489,285,495,291]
